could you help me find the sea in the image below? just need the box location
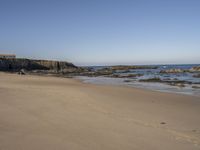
[76,64,200,97]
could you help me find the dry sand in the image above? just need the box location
[0,72,200,150]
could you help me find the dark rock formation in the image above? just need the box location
[139,77,162,82]
[108,73,143,78]
[77,65,156,77]
[0,58,77,72]
[192,86,200,89]
[77,69,113,77]
[193,74,200,78]
[139,77,196,87]
[18,69,26,75]
[124,80,133,82]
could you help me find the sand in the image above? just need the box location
[0,72,200,150]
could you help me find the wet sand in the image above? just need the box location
[0,72,200,150]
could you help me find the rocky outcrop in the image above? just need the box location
[0,58,77,72]
[139,77,162,82]
[160,69,184,73]
[159,66,200,74]
[77,66,156,77]
[190,66,200,72]
[110,65,158,70]
[193,74,200,78]
[76,68,113,77]
[108,73,143,78]
[139,77,196,87]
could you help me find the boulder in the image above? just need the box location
[18,69,26,75]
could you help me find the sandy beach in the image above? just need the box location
[0,72,200,150]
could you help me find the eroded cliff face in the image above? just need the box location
[0,58,77,71]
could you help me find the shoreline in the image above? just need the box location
[0,72,200,150]
[1,71,200,97]
[76,76,200,97]
[2,71,200,97]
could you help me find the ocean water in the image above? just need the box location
[76,64,200,97]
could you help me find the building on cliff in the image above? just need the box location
[0,54,16,59]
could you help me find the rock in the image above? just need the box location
[166,80,192,86]
[192,86,200,89]
[139,77,192,87]
[109,73,143,78]
[192,130,197,132]
[124,80,132,82]
[87,68,114,76]
[0,58,77,72]
[160,122,166,125]
[139,77,162,82]
[77,66,156,77]
[108,74,121,78]
[190,66,200,72]
[117,70,131,73]
[160,69,184,73]
[169,83,185,87]
[110,65,158,71]
[18,69,26,75]
[76,67,114,77]
[124,74,143,78]
[193,74,200,78]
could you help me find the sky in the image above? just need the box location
[0,0,200,66]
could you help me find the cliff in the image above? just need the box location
[0,58,77,72]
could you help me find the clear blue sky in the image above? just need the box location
[0,0,200,66]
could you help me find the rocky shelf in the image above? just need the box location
[0,58,78,72]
